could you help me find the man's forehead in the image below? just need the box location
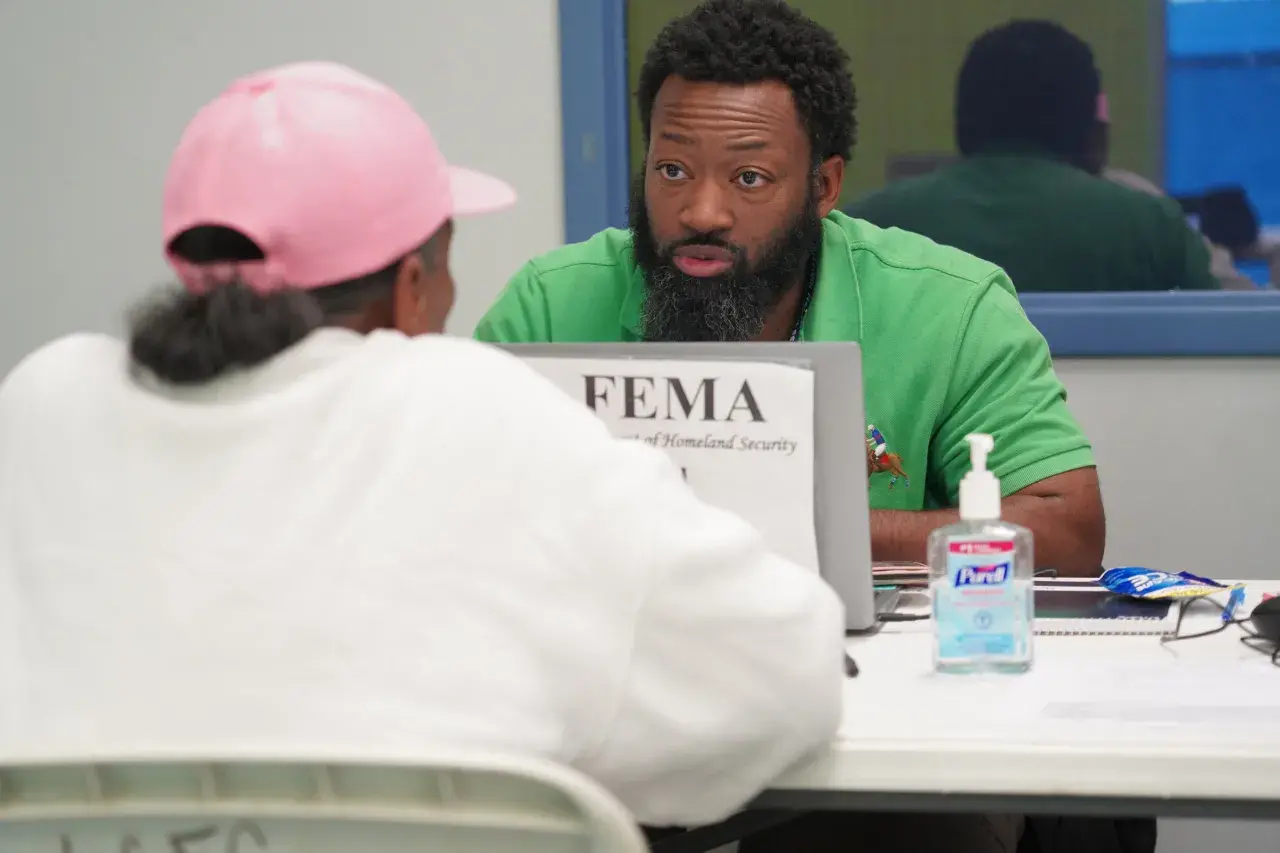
[651,77,801,134]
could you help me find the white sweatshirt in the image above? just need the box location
[0,328,845,827]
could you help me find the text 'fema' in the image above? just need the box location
[583,375,765,423]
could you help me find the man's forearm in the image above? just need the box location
[869,508,956,565]
[870,493,1103,577]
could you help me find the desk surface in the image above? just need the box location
[760,584,1280,818]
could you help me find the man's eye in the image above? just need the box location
[737,170,764,187]
[660,164,687,179]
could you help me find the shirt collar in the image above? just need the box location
[618,213,863,343]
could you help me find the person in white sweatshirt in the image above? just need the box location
[0,61,845,828]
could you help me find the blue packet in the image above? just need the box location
[1100,566,1239,600]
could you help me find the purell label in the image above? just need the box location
[953,561,1011,586]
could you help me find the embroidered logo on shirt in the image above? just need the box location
[866,423,909,490]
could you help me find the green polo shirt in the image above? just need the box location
[845,153,1218,293]
[475,211,1095,510]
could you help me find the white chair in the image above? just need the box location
[0,753,648,852]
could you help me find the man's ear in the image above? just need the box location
[391,252,428,336]
[814,155,846,218]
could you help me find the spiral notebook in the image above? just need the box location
[1034,586,1177,636]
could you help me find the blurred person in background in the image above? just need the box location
[847,20,1218,293]
[1086,94,1261,290]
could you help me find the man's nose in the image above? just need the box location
[678,179,734,235]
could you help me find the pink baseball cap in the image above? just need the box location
[162,61,516,293]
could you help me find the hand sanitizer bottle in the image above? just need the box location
[928,433,1034,673]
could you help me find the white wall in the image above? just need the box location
[1056,358,1280,581]
[0,0,564,374]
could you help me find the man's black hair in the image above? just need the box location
[955,19,1101,162]
[129,226,441,386]
[636,0,856,164]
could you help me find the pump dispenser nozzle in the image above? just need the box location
[959,433,1000,520]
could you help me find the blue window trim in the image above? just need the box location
[558,0,631,245]
[1020,293,1280,357]
[555,0,1279,356]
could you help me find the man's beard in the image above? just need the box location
[629,172,824,342]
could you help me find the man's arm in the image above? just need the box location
[872,467,1104,575]
[884,275,1105,577]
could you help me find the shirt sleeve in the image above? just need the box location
[456,343,846,827]
[569,440,846,827]
[930,274,1096,503]
[1162,198,1220,291]
[473,262,554,343]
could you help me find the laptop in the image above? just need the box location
[500,342,877,633]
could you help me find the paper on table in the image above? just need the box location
[843,639,1280,744]
[1042,702,1279,726]
[1038,657,1280,727]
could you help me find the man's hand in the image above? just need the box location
[869,467,1105,577]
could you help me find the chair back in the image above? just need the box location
[0,754,648,852]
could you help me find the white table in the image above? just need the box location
[758,584,1280,819]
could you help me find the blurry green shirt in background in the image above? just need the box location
[845,153,1219,293]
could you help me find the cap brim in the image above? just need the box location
[450,165,517,216]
